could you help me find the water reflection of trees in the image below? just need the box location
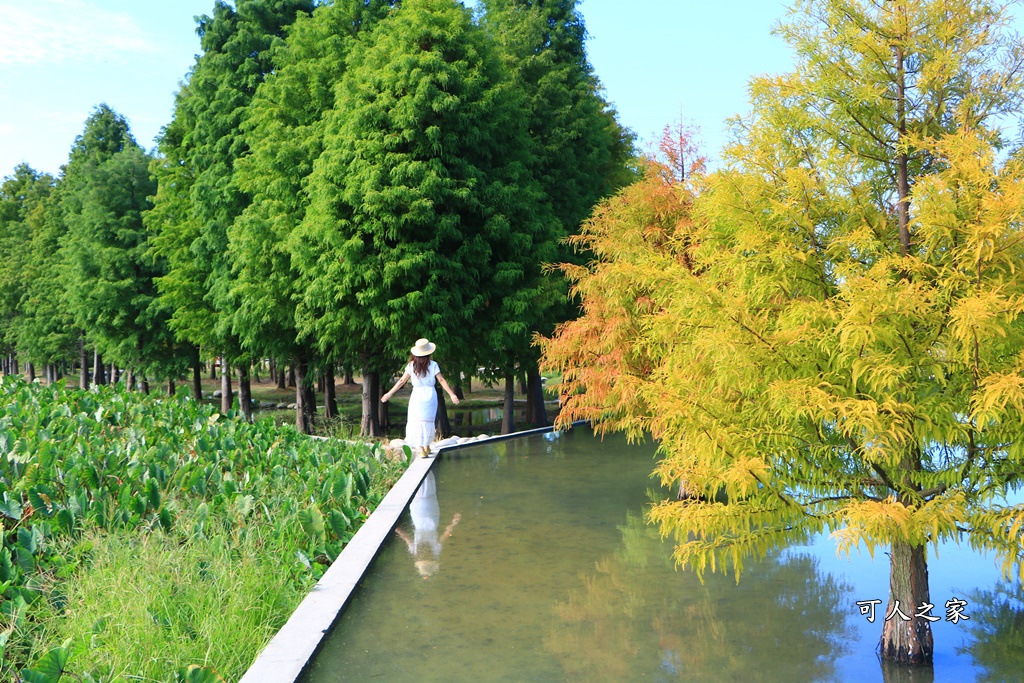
[544,512,854,683]
[961,580,1024,683]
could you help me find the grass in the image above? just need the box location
[27,509,307,682]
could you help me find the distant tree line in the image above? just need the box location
[0,0,634,434]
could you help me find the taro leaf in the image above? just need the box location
[298,506,325,540]
[178,664,226,683]
[0,548,15,583]
[294,550,311,569]
[17,527,36,554]
[54,509,74,533]
[129,494,147,517]
[145,478,161,512]
[331,471,351,500]
[28,489,52,515]
[15,546,35,574]
[0,493,22,521]
[158,508,173,532]
[20,642,71,682]
[232,495,255,519]
[328,510,349,539]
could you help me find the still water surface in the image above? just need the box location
[302,429,1023,683]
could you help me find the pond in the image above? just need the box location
[300,428,1023,683]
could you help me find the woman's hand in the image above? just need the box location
[450,394,460,405]
[381,392,391,403]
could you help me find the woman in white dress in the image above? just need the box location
[381,338,460,456]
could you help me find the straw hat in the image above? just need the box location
[411,338,436,356]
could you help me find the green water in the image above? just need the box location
[301,429,1023,683]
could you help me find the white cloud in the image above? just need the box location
[0,0,155,65]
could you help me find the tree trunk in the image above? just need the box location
[276,360,286,390]
[11,357,17,376]
[220,358,233,414]
[302,368,317,429]
[238,365,252,422]
[140,374,149,394]
[191,351,203,401]
[287,365,296,388]
[79,342,89,389]
[110,365,120,384]
[435,385,452,438]
[295,356,311,434]
[518,373,527,396]
[167,378,175,397]
[25,362,35,382]
[324,366,338,419]
[253,361,260,384]
[526,368,549,428]
[269,358,277,385]
[317,371,325,392]
[125,368,135,391]
[209,361,217,380]
[501,373,515,435]
[360,367,381,437]
[380,398,391,431]
[93,351,105,385]
[879,539,933,665]
[343,365,355,385]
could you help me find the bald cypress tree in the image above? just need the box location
[295,0,557,435]
[233,0,395,431]
[149,0,313,419]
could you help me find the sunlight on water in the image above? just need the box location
[301,429,1023,683]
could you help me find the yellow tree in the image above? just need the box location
[542,0,1024,666]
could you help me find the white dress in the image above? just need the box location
[405,360,439,449]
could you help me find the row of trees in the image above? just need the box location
[542,0,1024,668]
[0,0,633,433]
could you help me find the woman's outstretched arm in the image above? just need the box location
[381,372,410,402]
[435,372,460,404]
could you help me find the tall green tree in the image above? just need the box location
[60,107,181,382]
[295,0,557,435]
[0,165,55,365]
[233,0,395,431]
[480,0,634,427]
[149,0,313,418]
[543,0,1024,667]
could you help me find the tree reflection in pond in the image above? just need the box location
[545,512,854,683]
[961,580,1024,683]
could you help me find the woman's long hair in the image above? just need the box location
[410,354,431,378]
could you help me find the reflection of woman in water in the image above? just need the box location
[395,472,460,579]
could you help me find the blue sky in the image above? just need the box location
[0,0,796,177]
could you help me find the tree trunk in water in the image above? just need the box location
[526,368,549,427]
[501,373,515,435]
[360,368,381,437]
[79,342,89,389]
[191,352,203,401]
[879,539,933,665]
[288,366,296,388]
[324,367,338,419]
[93,351,105,385]
[25,362,35,382]
[276,361,286,390]
[435,385,452,438]
[238,365,252,422]
[220,358,233,414]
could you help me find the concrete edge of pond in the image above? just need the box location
[238,420,587,683]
